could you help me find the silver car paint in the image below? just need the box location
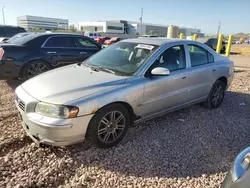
[15,38,234,146]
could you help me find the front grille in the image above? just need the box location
[18,100,25,111]
[16,96,26,111]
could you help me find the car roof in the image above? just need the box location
[122,37,189,46]
[29,32,84,37]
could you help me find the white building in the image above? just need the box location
[77,20,205,37]
[17,15,68,30]
[78,21,124,34]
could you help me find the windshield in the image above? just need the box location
[86,42,158,76]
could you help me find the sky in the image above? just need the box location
[0,0,249,35]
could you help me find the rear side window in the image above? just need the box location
[188,44,214,67]
[25,35,49,47]
[44,37,75,48]
[89,33,93,37]
[74,37,100,48]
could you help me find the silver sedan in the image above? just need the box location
[15,38,234,148]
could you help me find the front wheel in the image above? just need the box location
[203,80,226,109]
[87,103,130,148]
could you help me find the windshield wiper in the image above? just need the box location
[91,66,116,74]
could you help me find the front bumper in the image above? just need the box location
[15,86,94,146]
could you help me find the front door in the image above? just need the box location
[72,36,101,62]
[139,44,190,117]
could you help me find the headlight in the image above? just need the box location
[35,102,79,118]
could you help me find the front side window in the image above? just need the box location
[188,44,214,67]
[150,45,186,72]
[44,37,75,48]
[86,42,158,76]
[74,37,100,48]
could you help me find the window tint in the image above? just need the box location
[89,33,93,36]
[152,45,186,72]
[74,37,100,48]
[93,33,97,36]
[188,44,214,66]
[44,37,75,48]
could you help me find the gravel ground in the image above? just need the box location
[1,69,250,188]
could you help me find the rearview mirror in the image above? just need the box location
[151,67,170,76]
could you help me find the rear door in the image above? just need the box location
[185,44,216,102]
[72,36,101,61]
[41,36,80,67]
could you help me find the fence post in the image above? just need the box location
[180,33,185,39]
[216,34,223,54]
[226,35,233,57]
[193,34,198,41]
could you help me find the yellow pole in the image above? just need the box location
[193,34,198,41]
[226,35,233,57]
[216,34,223,54]
[180,33,185,39]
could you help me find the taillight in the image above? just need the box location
[0,48,4,60]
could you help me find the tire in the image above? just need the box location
[203,80,226,109]
[87,103,130,148]
[22,60,51,80]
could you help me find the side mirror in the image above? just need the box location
[151,67,170,76]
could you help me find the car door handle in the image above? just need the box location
[181,76,187,79]
[79,52,88,55]
[47,51,56,54]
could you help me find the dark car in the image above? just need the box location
[204,38,226,53]
[0,25,26,42]
[0,33,101,79]
[221,147,250,188]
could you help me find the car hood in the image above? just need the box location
[21,64,126,104]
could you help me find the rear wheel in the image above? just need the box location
[87,103,130,148]
[22,60,51,80]
[203,80,226,109]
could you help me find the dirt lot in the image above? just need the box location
[1,57,250,188]
[231,44,250,56]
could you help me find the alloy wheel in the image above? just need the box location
[211,84,224,106]
[97,111,126,144]
[26,62,50,78]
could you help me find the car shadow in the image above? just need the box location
[41,90,250,186]
[5,79,23,91]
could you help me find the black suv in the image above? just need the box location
[204,38,226,53]
[0,25,26,42]
[0,33,101,79]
